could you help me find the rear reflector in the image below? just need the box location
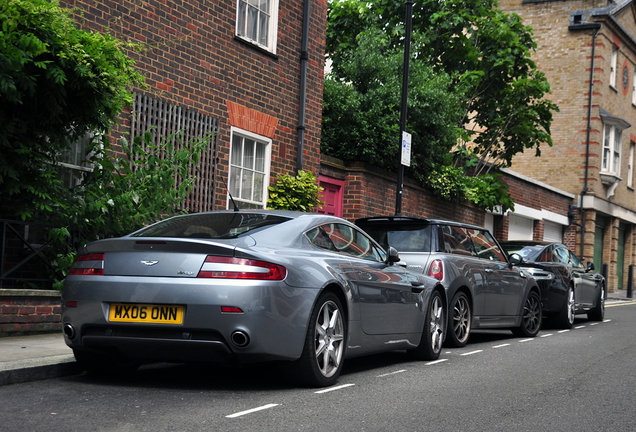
[68,253,104,276]
[221,306,243,313]
[65,301,78,308]
[198,256,287,280]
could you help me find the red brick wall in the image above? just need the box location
[321,158,574,245]
[504,173,571,218]
[59,0,327,209]
[320,157,485,224]
[0,290,62,336]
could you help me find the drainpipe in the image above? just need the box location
[569,22,601,260]
[297,0,311,173]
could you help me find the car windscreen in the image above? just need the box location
[359,224,432,252]
[131,213,291,239]
[500,244,544,261]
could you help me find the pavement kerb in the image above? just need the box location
[0,354,80,386]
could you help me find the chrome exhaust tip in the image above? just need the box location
[230,330,250,348]
[63,323,76,339]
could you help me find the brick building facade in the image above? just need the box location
[498,0,636,291]
[0,0,328,335]
[59,0,327,210]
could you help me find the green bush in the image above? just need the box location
[48,131,208,289]
[267,170,325,212]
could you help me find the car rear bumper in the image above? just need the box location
[62,275,320,363]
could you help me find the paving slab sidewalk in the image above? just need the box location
[0,333,79,386]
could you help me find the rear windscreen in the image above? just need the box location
[500,244,544,261]
[132,213,291,239]
[361,224,432,252]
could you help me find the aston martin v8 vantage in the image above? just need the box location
[62,211,446,387]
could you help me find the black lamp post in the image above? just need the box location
[395,0,414,216]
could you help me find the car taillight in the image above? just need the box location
[197,256,287,280]
[68,253,104,276]
[427,259,443,281]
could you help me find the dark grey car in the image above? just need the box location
[62,210,446,387]
[356,216,542,347]
[500,241,606,329]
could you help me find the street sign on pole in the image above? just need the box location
[401,131,411,167]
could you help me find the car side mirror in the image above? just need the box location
[508,253,523,266]
[387,246,401,264]
[587,261,595,272]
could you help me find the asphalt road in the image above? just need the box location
[1,302,635,432]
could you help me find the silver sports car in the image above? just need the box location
[62,210,446,387]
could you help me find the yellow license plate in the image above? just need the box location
[109,304,184,324]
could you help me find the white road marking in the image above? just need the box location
[314,383,355,394]
[590,323,599,326]
[558,330,570,333]
[541,334,553,338]
[493,344,510,348]
[377,370,406,377]
[426,359,448,365]
[575,326,585,329]
[519,339,533,343]
[226,404,279,418]
[604,319,612,322]
[461,350,483,356]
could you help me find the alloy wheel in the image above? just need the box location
[453,295,470,343]
[314,300,345,378]
[567,288,575,325]
[429,294,445,354]
[523,294,541,334]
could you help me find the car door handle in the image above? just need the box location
[484,269,494,273]
[411,286,425,293]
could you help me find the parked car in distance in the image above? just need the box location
[499,241,606,328]
[355,216,542,347]
[62,210,446,387]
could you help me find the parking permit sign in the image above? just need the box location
[401,131,411,167]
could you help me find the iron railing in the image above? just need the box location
[0,219,83,290]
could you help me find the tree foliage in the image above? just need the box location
[0,0,209,289]
[325,0,559,211]
[323,31,462,181]
[0,0,143,218]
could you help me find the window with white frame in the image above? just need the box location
[57,131,97,189]
[629,142,635,188]
[602,123,622,176]
[236,0,279,54]
[610,47,618,88]
[228,128,271,209]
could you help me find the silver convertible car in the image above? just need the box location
[62,211,446,387]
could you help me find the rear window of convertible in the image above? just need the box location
[131,213,291,239]
[361,224,433,253]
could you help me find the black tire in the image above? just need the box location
[408,290,445,361]
[291,292,346,388]
[446,291,471,348]
[555,286,575,329]
[588,285,606,321]
[73,349,140,376]
[512,291,542,337]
